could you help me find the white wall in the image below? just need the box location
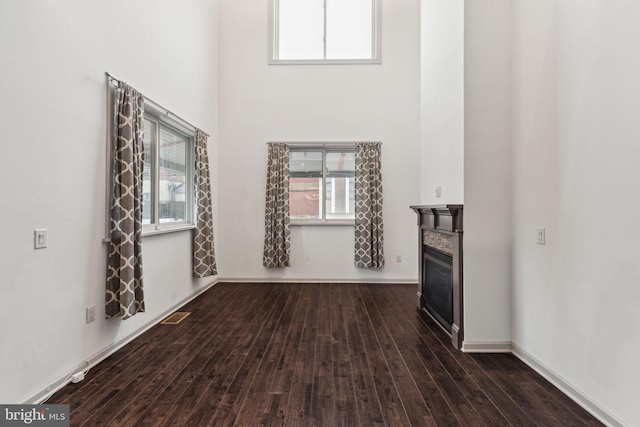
[217,0,421,282]
[462,0,512,346]
[4,0,635,423]
[420,0,464,204]
[0,0,219,403]
[512,1,640,425]
[420,0,512,346]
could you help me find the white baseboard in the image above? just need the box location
[511,342,625,427]
[218,277,417,285]
[462,341,512,353]
[24,279,219,405]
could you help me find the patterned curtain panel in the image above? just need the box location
[106,82,145,319]
[354,142,385,268]
[263,143,291,267]
[193,129,218,278]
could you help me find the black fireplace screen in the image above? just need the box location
[422,247,453,333]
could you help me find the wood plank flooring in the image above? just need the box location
[48,283,602,426]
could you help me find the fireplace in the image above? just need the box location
[410,205,463,348]
[422,247,453,332]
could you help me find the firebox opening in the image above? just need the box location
[422,246,453,333]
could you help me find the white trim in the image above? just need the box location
[142,224,196,237]
[512,342,625,427]
[373,0,382,62]
[461,341,512,353]
[322,0,327,60]
[269,58,382,65]
[274,141,381,148]
[219,278,417,285]
[290,220,354,226]
[24,279,219,405]
[103,224,196,243]
[268,0,279,62]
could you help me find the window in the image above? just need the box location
[105,80,198,241]
[270,0,381,64]
[141,106,195,233]
[290,148,355,224]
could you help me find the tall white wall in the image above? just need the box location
[512,1,640,425]
[420,0,512,346]
[420,0,464,204]
[217,0,421,282]
[462,0,512,346]
[0,0,219,403]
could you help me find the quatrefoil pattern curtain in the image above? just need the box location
[263,143,291,267]
[106,82,145,319]
[193,129,218,277]
[354,142,385,268]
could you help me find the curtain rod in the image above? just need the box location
[105,72,204,136]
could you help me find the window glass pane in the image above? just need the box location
[325,152,355,219]
[142,119,155,225]
[290,151,322,219]
[158,126,187,224]
[326,0,373,60]
[290,177,322,219]
[278,0,324,60]
[290,151,323,177]
[326,151,354,177]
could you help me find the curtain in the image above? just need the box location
[263,143,291,267]
[106,82,145,319]
[354,142,385,268]
[193,129,218,277]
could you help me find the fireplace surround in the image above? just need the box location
[410,205,463,348]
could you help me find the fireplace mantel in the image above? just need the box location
[410,204,464,349]
[410,204,463,232]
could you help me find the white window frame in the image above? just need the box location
[269,0,382,65]
[104,81,196,241]
[289,145,355,226]
[141,105,196,236]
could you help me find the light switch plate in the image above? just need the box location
[86,305,96,323]
[34,229,48,249]
[537,228,546,245]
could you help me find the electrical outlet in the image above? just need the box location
[537,228,546,245]
[71,372,85,383]
[395,255,402,263]
[86,305,96,323]
[435,185,442,198]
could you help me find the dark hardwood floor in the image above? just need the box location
[49,283,602,426]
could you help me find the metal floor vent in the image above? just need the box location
[161,311,191,325]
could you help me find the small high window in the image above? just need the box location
[270,0,381,64]
[290,148,355,224]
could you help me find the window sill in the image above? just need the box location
[291,220,354,226]
[101,224,195,243]
[143,224,195,237]
[269,58,381,66]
